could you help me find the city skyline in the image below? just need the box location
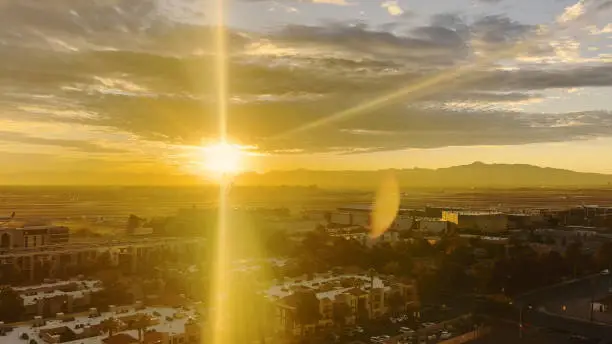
[1,0,612,184]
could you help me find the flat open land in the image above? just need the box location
[0,186,611,224]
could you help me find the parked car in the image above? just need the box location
[421,322,436,328]
[400,327,415,335]
[439,331,452,339]
[354,326,364,333]
[370,335,391,343]
[343,328,355,336]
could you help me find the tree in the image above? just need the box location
[566,241,583,277]
[540,251,568,284]
[265,230,293,257]
[332,302,351,327]
[387,292,406,315]
[294,291,321,336]
[595,242,612,270]
[133,316,149,343]
[0,287,24,322]
[356,299,369,324]
[100,318,120,338]
[95,251,113,270]
[383,261,400,276]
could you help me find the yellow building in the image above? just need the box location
[442,211,508,233]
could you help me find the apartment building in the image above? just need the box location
[4,305,201,344]
[0,225,69,250]
[266,273,418,336]
[15,279,103,317]
[0,237,204,282]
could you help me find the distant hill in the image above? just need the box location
[235,162,612,189]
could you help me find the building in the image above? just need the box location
[0,225,69,251]
[442,211,508,233]
[560,205,612,227]
[389,215,414,231]
[0,237,204,282]
[14,279,103,317]
[329,212,353,226]
[3,305,201,344]
[266,273,418,336]
[418,219,450,234]
[425,206,466,218]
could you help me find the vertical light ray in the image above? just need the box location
[216,0,228,143]
[209,0,230,343]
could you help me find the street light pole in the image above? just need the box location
[518,306,523,339]
[590,278,596,322]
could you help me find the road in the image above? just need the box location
[506,273,612,341]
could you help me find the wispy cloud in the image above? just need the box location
[0,0,612,159]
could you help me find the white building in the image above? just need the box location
[15,279,103,316]
[4,305,201,344]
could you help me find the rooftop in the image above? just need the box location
[266,274,391,301]
[16,280,103,306]
[4,306,199,344]
[449,211,503,216]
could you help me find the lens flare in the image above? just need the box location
[370,171,400,238]
[209,0,230,342]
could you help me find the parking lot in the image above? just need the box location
[334,312,477,344]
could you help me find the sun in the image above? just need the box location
[201,142,244,176]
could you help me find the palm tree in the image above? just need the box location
[133,315,150,343]
[100,317,120,338]
[367,268,377,319]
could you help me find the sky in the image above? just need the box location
[1,0,612,184]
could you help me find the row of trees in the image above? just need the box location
[266,226,612,303]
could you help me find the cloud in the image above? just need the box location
[557,0,586,23]
[381,1,404,16]
[0,131,124,153]
[241,0,351,5]
[312,0,351,4]
[2,1,612,157]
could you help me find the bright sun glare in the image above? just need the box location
[201,142,244,175]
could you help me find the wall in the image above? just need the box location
[420,220,448,234]
[391,216,413,231]
[329,213,352,226]
[444,212,508,233]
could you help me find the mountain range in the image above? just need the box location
[234,162,612,189]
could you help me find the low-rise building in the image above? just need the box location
[15,279,103,317]
[0,237,204,282]
[3,305,201,344]
[0,225,69,251]
[266,273,418,336]
[442,211,508,233]
[418,219,450,234]
[389,215,414,231]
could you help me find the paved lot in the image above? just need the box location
[517,273,612,324]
